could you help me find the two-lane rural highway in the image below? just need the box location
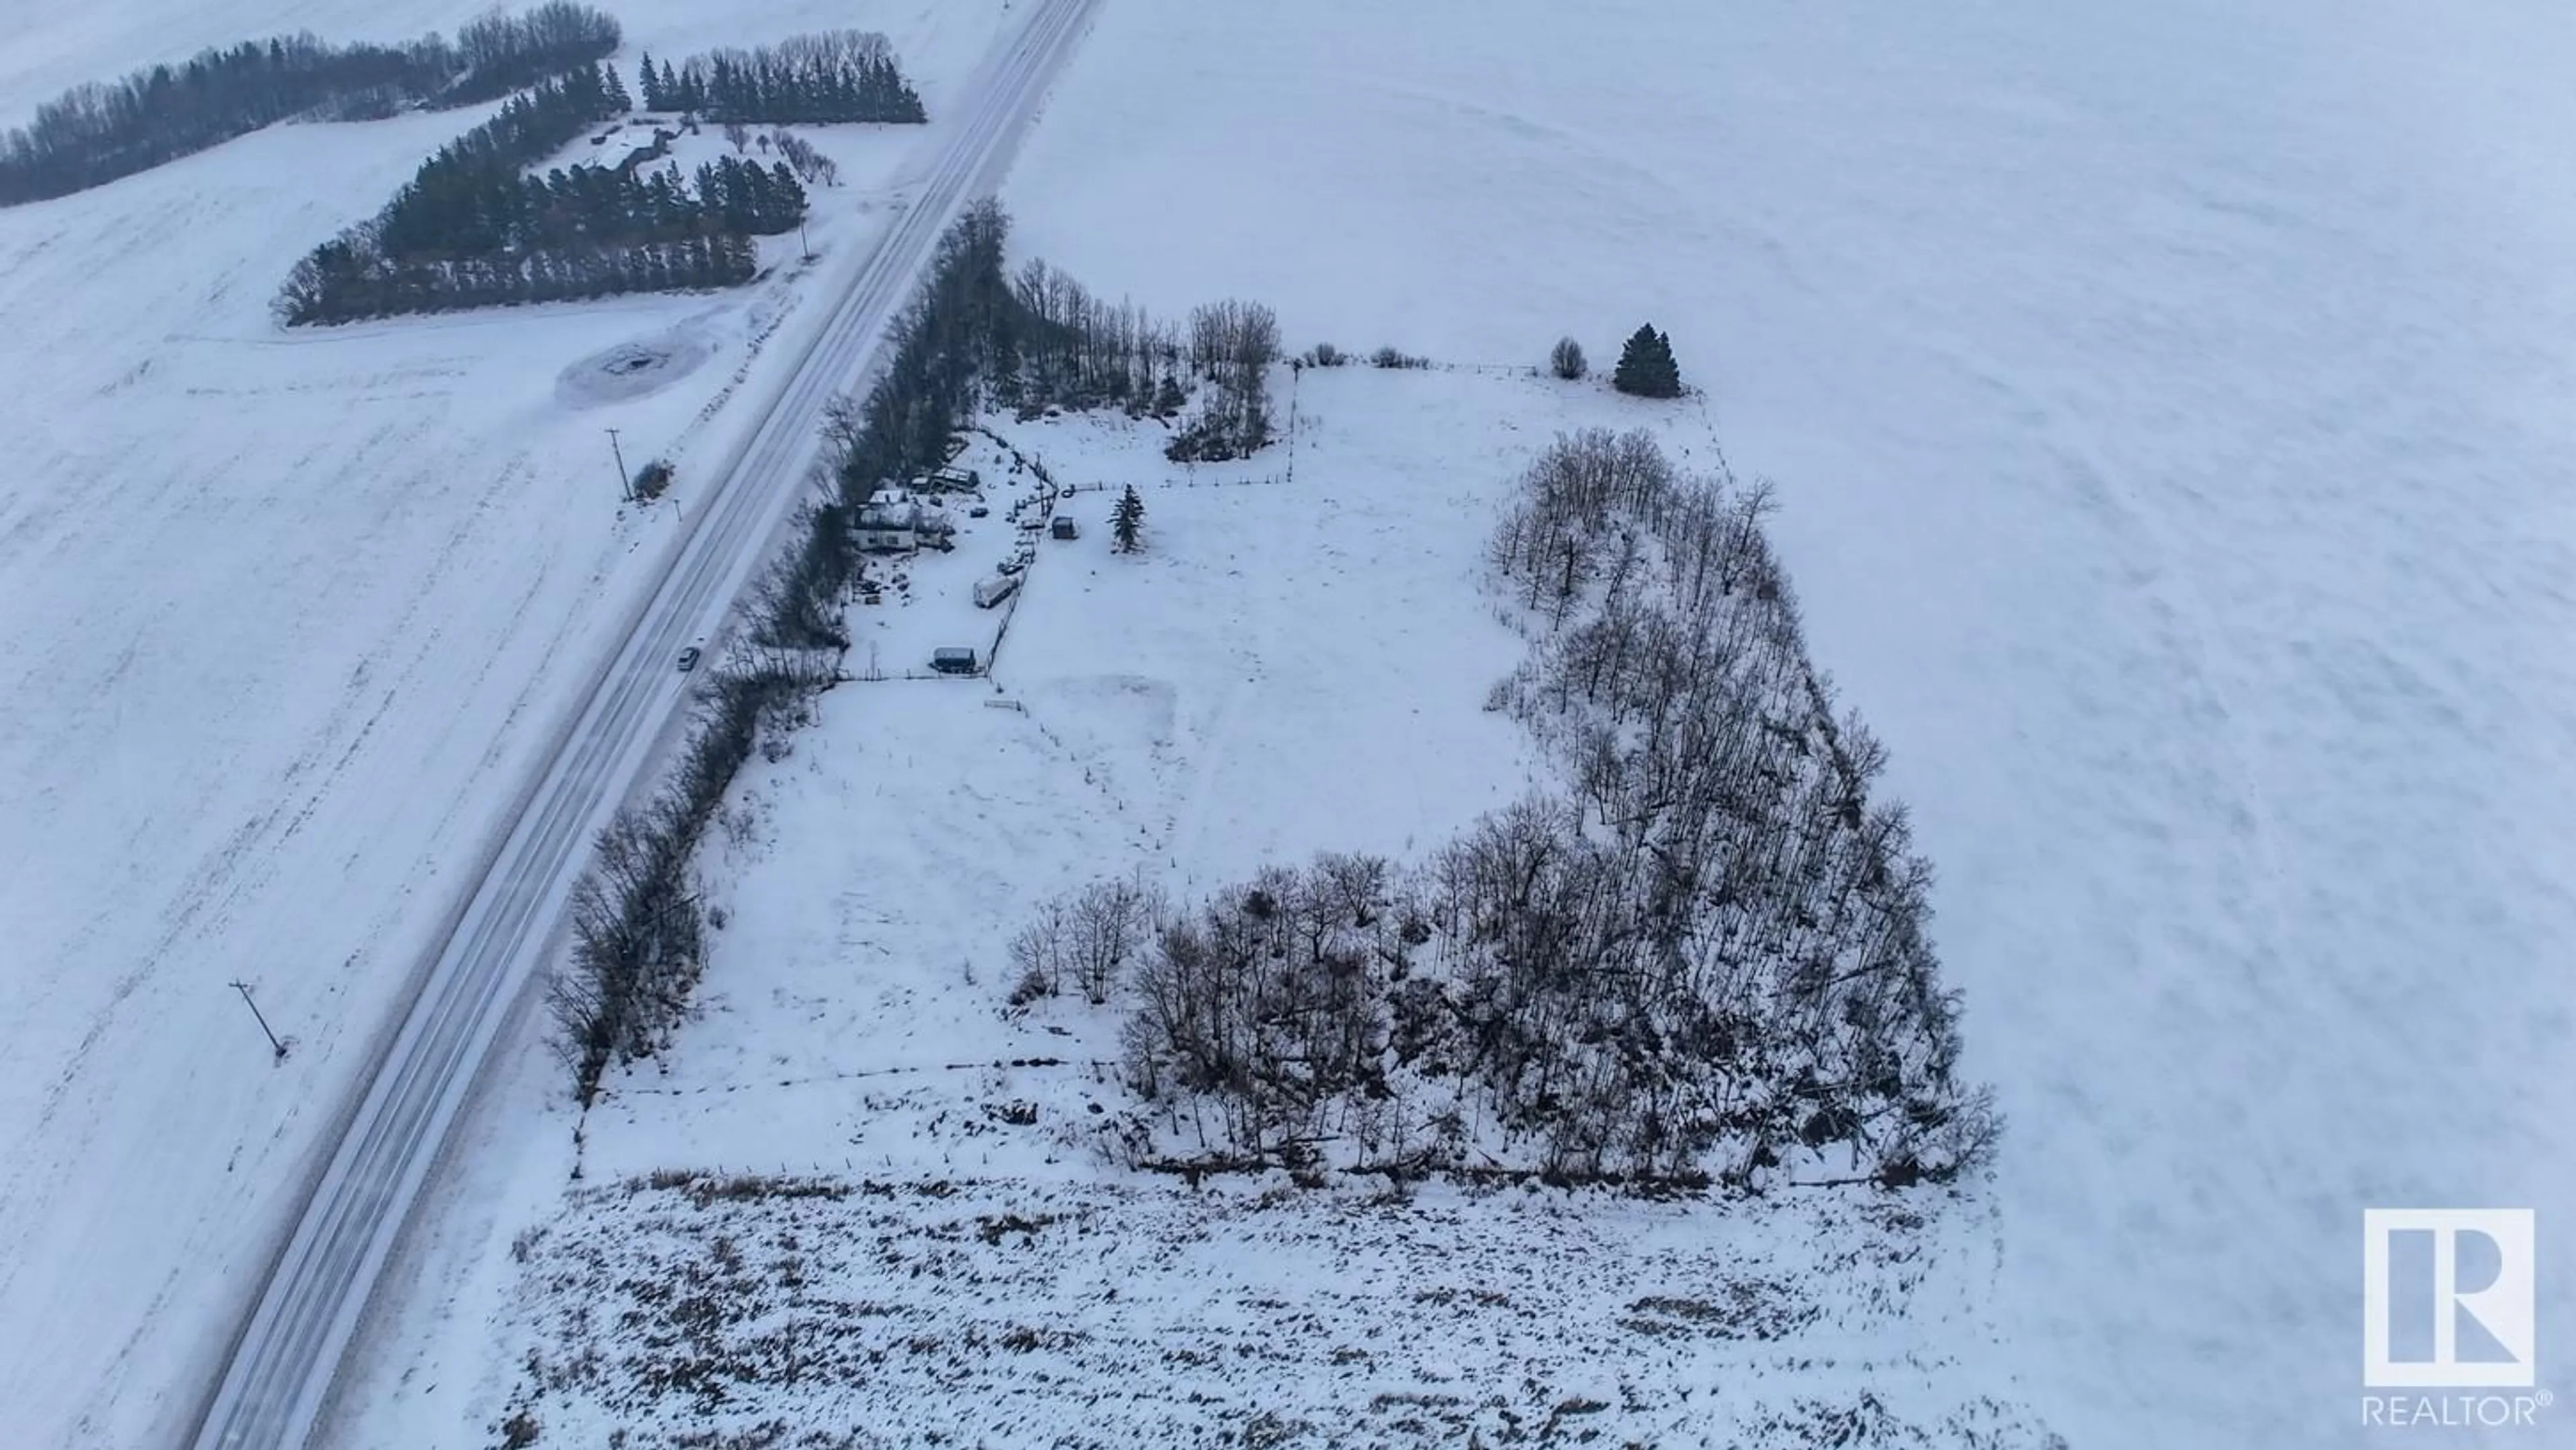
[189,3,1097,1445]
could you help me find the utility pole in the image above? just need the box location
[800,220,814,263]
[606,427,633,503]
[229,981,288,1061]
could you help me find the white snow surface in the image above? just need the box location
[365,369,2055,1448]
[0,5,1014,1448]
[9,0,2576,1447]
[994,1,2576,1445]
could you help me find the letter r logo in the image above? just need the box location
[2364,1208,2536,1388]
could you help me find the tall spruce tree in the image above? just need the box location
[1611,324,1682,399]
[1112,484,1146,552]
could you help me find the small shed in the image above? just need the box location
[1051,516,1079,541]
[930,647,978,675]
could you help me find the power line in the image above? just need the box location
[606,427,633,504]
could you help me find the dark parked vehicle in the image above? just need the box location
[676,646,702,672]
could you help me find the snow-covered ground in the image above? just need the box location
[996,1,2576,1445]
[13,0,2576,1445]
[350,366,2053,1447]
[492,1174,2038,1450]
[418,1,2576,1445]
[0,5,1014,1447]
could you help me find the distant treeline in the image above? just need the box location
[638,31,925,124]
[445,1,626,106]
[279,62,809,325]
[0,3,622,206]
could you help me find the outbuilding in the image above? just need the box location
[853,490,924,552]
[930,647,978,675]
[1051,516,1079,541]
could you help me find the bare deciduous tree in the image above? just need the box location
[1073,429,1998,1192]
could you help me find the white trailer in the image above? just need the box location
[972,574,1019,609]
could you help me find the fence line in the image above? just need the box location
[1051,472,1285,495]
[1285,362,1299,485]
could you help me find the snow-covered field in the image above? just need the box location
[492,1174,2041,1450]
[11,0,2575,1446]
[0,5,1014,1447]
[995,1,2576,1445]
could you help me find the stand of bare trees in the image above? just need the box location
[447,1,624,105]
[1066,430,1997,1191]
[770,132,839,187]
[551,654,833,1102]
[1008,879,1165,1007]
[1002,264,1280,454]
[1007,259,1181,417]
[1167,299,1280,461]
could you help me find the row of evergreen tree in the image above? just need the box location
[376,62,631,255]
[638,31,925,125]
[0,4,621,206]
[280,61,810,324]
[280,234,758,325]
[385,150,807,260]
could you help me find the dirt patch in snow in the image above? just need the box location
[555,320,719,409]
